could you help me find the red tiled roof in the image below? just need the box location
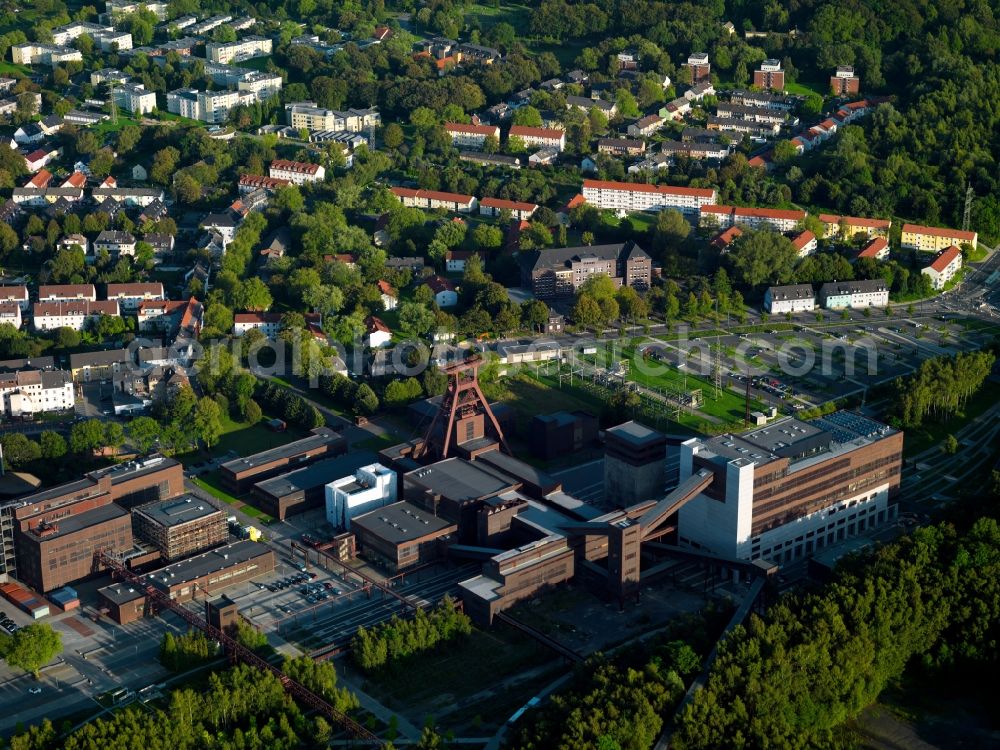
[0,285,28,300]
[747,155,769,168]
[902,223,976,241]
[39,284,95,299]
[234,312,282,324]
[445,250,474,260]
[366,315,391,333]
[424,275,456,294]
[107,282,164,297]
[239,174,291,189]
[858,237,888,258]
[376,280,396,296]
[791,230,815,250]
[391,187,475,205]
[509,125,564,139]
[701,205,805,221]
[480,197,537,212]
[24,149,48,162]
[561,193,586,212]
[34,300,118,317]
[583,179,716,199]
[819,214,892,229]
[270,159,321,175]
[445,122,499,136]
[927,245,962,272]
[27,169,52,188]
[62,171,87,188]
[710,226,743,248]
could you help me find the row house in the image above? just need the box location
[566,95,617,118]
[921,246,963,290]
[901,223,977,252]
[706,115,780,138]
[0,368,74,416]
[0,301,21,328]
[444,122,499,149]
[819,214,892,241]
[69,349,131,382]
[390,187,478,213]
[582,179,717,216]
[479,197,538,221]
[269,159,325,185]
[715,103,786,125]
[509,125,565,152]
[627,114,664,138]
[658,141,730,160]
[685,81,715,101]
[106,282,165,313]
[39,284,96,302]
[0,286,29,312]
[11,187,83,206]
[700,205,807,233]
[92,186,164,207]
[33,300,120,331]
[819,279,889,309]
[238,174,291,193]
[661,97,692,121]
[597,138,646,156]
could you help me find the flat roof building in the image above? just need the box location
[351,501,457,572]
[251,450,376,520]
[132,494,227,561]
[219,427,346,495]
[605,421,668,507]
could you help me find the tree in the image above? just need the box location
[727,231,798,290]
[235,278,273,311]
[578,273,617,302]
[521,299,550,331]
[511,105,543,127]
[943,434,959,454]
[193,397,223,449]
[70,419,106,455]
[127,416,161,453]
[472,223,503,251]
[398,302,435,337]
[383,122,404,149]
[0,433,40,466]
[354,383,379,415]
[572,295,603,328]
[0,623,62,678]
[39,431,66,460]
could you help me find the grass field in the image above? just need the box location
[488,372,609,431]
[0,61,31,76]
[92,116,141,136]
[193,471,275,523]
[234,55,274,72]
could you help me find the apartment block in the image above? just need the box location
[206,35,272,64]
[390,187,477,212]
[921,245,963,290]
[753,59,785,91]
[582,179,716,216]
[699,205,806,233]
[830,66,860,95]
[901,223,977,252]
[444,122,500,149]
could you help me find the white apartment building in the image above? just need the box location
[0,369,74,417]
[479,197,538,220]
[38,284,96,302]
[94,230,137,257]
[51,22,133,51]
[33,300,120,331]
[268,159,325,185]
[233,312,282,337]
[56,234,90,258]
[791,230,817,257]
[11,44,82,67]
[819,279,890,309]
[325,463,397,530]
[764,284,816,314]
[0,286,29,313]
[106,282,166,313]
[166,88,255,124]
[107,0,168,20]
[92,187,165,207]
[112,82,156,115]
[390,187,477,213]
[237,72,283,99]
[206,35,272,64]
[285,102,381,132]
[582,179,717,216]
[509,125,566,152]
[700,205,807,232]
[444,122,500,149]
[0,301,22,329]
[921,246,963,290]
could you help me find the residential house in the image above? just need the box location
[0,368,73,416]
[764,284,816,314]
[377,280,397,311]
[33,300,120,331]
[390,187,477,213]
[753,59,785,91]
[566,95,617,118]
[69,349,132,382]
[790,230,817,258]
[627,114,664,138]
[597,138,646,156]
[509,125,565,152]
[0,302,21,329]
[831,66,860,95]
[699,205,806,232]
[106,282,165,313]
[819,280,890,309]
[857,237,889,261]
[94,230,137,257]
[444,250,473,273]
[424,276,458,307]
[901,223,977,252]
[479,197,538,221]
[444,122,499,149]
[0,286,29,313]
[709,226,743,252]
[269,159,325,185]
[364,316,392,348]
[38,284,96,302]
[233,312,283,338]
[921,246,963,290]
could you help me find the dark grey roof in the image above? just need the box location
[253,450,377,499]
[352,501,455,544]
[606,420,665,448]
[134,494,221,528]
[819,279,888,296]
[145,540,271,589]
[523,240,648,273]
[70,348,131,369]
[405,457,514,503]
[767,284,815,301]
[25,502,128,540]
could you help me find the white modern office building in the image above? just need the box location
[325,463,397,530]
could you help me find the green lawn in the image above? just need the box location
[466,2,532,29]
[234,55,274,72]
[193,471,276,524]
[785,80,829,99]
[0,61,31,76]
[92,116,141,136]
[489,372,608,431]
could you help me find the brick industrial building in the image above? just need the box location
[131,495,227,561]
[98,540,275,623]
[350,501,457,572]
[219,427,346,495]
[250,451,377,520]
[3,456,183,590]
